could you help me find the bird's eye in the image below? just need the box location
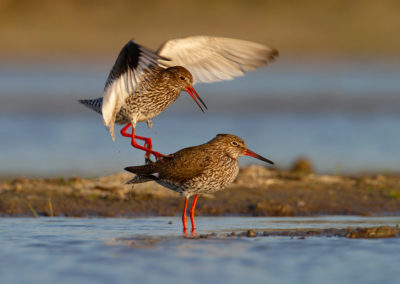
[231,141,239,147]
[180,76,185,80]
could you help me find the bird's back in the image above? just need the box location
[156,145,211,183]
[121,67,182,123]
[126,139,239,196]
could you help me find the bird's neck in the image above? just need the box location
[159,73,183,101]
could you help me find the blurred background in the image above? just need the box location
[0,0,399,177]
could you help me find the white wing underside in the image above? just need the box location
[157,36,278,84]
[102,43,162,141]
[102,36,278,141]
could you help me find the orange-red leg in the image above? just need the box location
[120,123,166,160]
[120,124,152,148]
[189,194,199,232]
[182,197,188,233]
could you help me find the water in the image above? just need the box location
[1,59,400,176]
[1,217,399,284]
[1,112,400,176]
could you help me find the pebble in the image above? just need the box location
[247,230,257,237]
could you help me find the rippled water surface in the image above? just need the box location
[1,217,399,284]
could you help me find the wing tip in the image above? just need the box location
[270,48,279,58]
[268,48,279,61]
[106,123,116,142]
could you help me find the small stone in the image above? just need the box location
[290,157,313,174]
[14,183,23,192]
[297,200,305,207]
[11,177,29,185]
[69,176,83,183]
[247,230,257,237]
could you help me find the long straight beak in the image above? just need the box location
[244,149,274,165]
[186,86,208,113]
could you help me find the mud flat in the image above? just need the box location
[189,226,400,240]
[1,163,400,218]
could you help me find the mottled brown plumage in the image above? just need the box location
[125,134,274,233]
[80,65,205,160]
[79,36,278,160]
[81,66,203,137]
[119,66,204,130]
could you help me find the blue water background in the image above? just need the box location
[0,58,399,176]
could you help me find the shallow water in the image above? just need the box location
[1,217,399,284]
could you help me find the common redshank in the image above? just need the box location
[124,134,274,234]
[80,36,278,160]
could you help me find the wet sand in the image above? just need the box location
[1,164,400,218]
[184,226,400,240]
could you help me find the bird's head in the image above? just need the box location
[214,134,274,164]
[168,66,207,112]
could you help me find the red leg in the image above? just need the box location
[121,124,152,148]
[120,124,166,160]
[120,123,133,138]
[182,197,188,233]
[138,135,152,150]
[189,194,199,232]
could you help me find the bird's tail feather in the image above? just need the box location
[125,164,156,175]
[126,175,157,184]
[79,98,103,115]
[125,164,158,184]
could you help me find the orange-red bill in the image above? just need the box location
[186,86,208,113]
[244,149,274,165]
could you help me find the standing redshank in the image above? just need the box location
[124,134,274,234]
[80,36,278,160]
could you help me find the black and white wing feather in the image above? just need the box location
[102,40,166,140]
[157,36,278,84]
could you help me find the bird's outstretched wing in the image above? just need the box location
[102,40,167,140]
[157,36,278,84]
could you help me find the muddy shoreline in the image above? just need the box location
[115,226,400,245]
[1,165,400,218]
